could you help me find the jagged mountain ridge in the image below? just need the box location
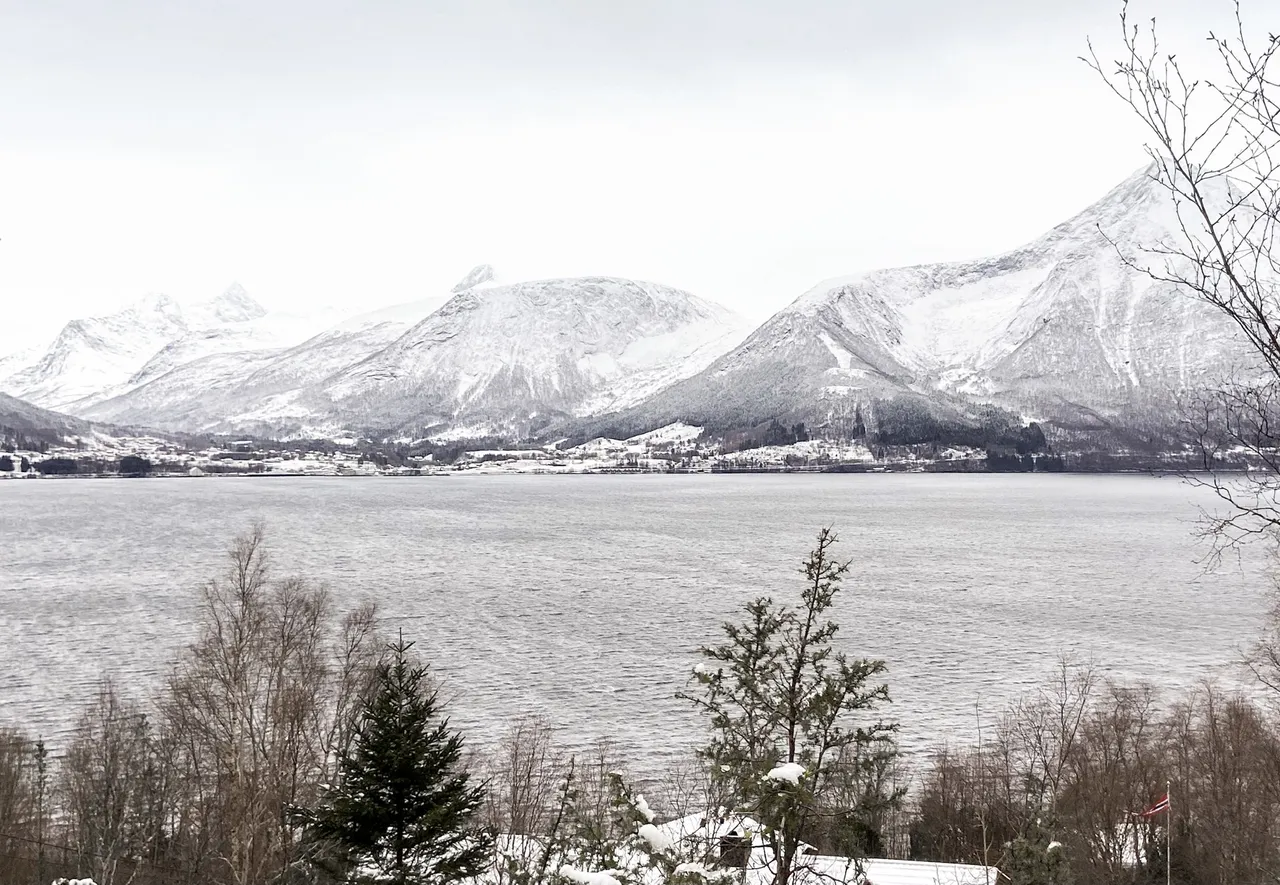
[592,165,1251,438]
[76,266,487,434]
[5,293,192,410]
[2,285,287,411]
[7,167,1252,445]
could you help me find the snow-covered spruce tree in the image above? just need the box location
[679,528,900,885]
[299,636,493,885]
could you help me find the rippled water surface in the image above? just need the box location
[0,474,1268,772]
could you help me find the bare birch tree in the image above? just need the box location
[1086,1,1280,555]
[161,525,382,884]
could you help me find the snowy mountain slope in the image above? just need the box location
[0,392,91,441]
[7,293,192,410]
[608,165,1249,436]
[74,286,462,435]
[5,283,347,415]
[316,276,751,435]
[80,309,447,435]
[0,344,45,389]
[574,316,756,416]
[451,263,495,292]
[83,350,285,430]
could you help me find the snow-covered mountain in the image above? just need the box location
[78,266,473,435]
[604,165,1250,437]
[317,276,752,436]
[14,166,1248,446]
[0,345,45,389]
[80,272,751,438]
[5,293,192,410]
[1,284,348,414]
[0,392,91,444]
[81,291,453,434]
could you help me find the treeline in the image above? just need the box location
[1,455,155,476]
[912,661,1280,885]
[2,530,1276,885]
[867,398,1049,452]
[0,529,386,884]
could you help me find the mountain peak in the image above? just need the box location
[451,264,495,293]
[206,282,267,323]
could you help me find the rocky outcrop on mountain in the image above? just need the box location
[451,264,495,293]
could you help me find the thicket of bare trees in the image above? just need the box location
[0,526,385,885]
[909,660,1280,885]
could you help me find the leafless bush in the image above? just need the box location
[0,729,43,880]
[1166,684,1280,884]
[912,663,1280,885]
[57,681,173,885]
[482,716,568,836]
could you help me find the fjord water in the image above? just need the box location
[0,475,1267,772]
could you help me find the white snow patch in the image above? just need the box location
[674,863,718,878]
[625,422,703,447]
[633,794,656,823]
[766,762,806,784]
[560,867,622,885]
[637,823,671,851]
[896,264,1052,371]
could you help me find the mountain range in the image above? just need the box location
[0,166,1253,448]
[580,166,1251,441]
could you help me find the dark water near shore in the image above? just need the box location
[0,474,1267,773]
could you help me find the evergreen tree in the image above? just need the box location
[1000,818,1072,885]
[119,454,152,476]
[679,528,899,885]
[301,636,493,885]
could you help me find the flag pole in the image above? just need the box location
[1166,779,1172,885]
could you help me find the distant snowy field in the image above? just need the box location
[1,474,1266,776]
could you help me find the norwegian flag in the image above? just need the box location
[1139,793,1170,817]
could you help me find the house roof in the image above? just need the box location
[490,810,998,885]
[652,810,997,885]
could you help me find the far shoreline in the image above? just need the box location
[0,466,1235,481]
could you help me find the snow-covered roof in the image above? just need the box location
[650,809,770,847]
[649,811,996,885]
[852,859,996,885]
[488,810,997,885]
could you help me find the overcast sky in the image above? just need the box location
[0,0,1236,352]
